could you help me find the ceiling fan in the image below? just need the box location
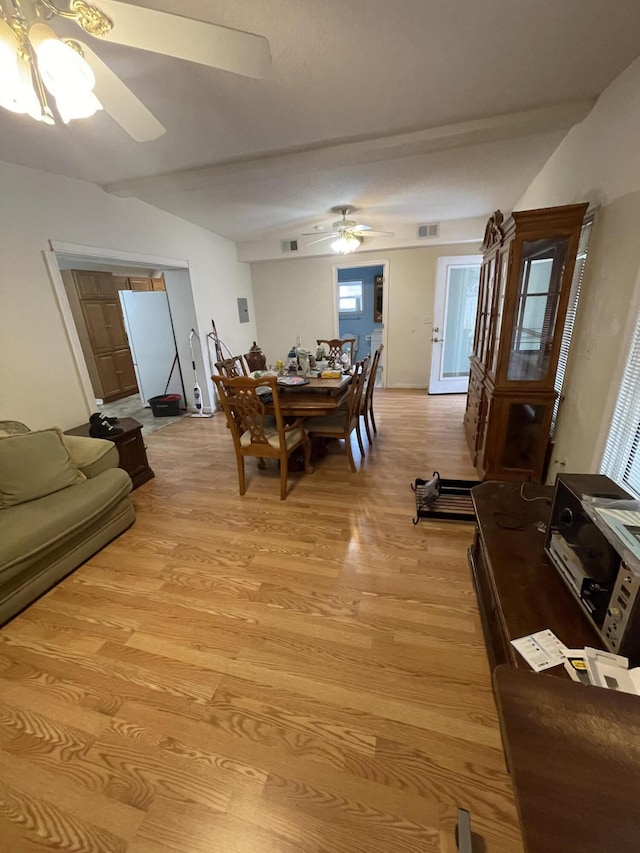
[0,0,271,141]
[303,207,395,254]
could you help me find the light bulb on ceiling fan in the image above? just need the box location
[331,234,361,255]
[0,19,43,119]
[29,23,102,122]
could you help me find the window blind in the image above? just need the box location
[601,314,640,497]
[551,218,593,434]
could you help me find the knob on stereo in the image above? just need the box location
[560,507,574,526]
[608,607,622,619]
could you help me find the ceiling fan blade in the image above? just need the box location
[305,235,337,245]
[77,41,165,141]
[353,228,396,237]
[97,1,271,79]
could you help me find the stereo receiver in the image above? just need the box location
[545,473,640,664]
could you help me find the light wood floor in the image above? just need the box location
[0,390,523,853]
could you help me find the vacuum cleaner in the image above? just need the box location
[188,329,213,417]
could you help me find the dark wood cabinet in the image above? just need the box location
[465,204,588,481]
[65,418,154,490]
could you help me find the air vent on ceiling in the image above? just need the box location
[418,223,440,239]
[280,239,299,253]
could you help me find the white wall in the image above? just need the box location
[515,55,640,480]
[0,160,256,431]
[250,244,481,388]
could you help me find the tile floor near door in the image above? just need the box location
[99,393,188,434]
[0,390,523,853]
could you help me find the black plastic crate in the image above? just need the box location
[411,477,481,524]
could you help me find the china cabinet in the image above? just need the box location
[464,203,588,482]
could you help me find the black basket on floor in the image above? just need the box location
[148,394,181,417]
[411,477,481,524]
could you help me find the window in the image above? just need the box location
[601,313,640,498]
[338,281,363,314]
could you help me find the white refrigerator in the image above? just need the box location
[119,291,184,406]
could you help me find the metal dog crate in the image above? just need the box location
[411,477,481,524]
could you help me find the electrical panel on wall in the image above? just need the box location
[237,298,250,323]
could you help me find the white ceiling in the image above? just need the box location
[2,0,640,257]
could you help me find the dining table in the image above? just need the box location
[265,373,352,418]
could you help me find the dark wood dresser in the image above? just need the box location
[494,665,640,853]
[469,481,640,853]
[468,480,601,674]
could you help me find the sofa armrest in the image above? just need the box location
[62,435,119,479]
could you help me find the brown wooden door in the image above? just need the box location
[95,353,121,397]
[82,301,112,353]
[113,349,138,393]
[113,276,130,292]
[129,277,153,291]
[104,301,129,349]
[151,277,166,291]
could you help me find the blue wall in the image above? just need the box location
[338,264,383,359]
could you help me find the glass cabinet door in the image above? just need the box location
[506,237,570,382]
[476,257,496,367]
[489,247,510,377]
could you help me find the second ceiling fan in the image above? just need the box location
[303,207,395,254]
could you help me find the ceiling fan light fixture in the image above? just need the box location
[0,19,31,115]
[55,87,102,123]
[331,234,361,255]
[29,24,96,95]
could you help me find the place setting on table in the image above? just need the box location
[249,341,354,417]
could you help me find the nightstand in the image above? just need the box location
[65,417,154,490]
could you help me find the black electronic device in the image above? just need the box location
[545,473,640,663]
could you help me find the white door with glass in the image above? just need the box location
[429,256,482,394]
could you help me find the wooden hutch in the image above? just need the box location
[464,203,588,482]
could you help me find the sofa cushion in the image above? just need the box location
[62,435,118,479]
[0,467,132,580]
[0,429,86,508]
[0,421,30,438]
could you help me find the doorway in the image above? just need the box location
[429,255,482,394]
[334,259,388,385]
[45,245,212,430]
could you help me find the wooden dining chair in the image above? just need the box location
[212,374,313,500]
[304,356,370,472]
[360,344,384,443]
[215,355,247,378]
[316,338,355,366]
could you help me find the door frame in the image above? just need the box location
[43,241,191,416]
[332,257,389,387]
[429,254,482,394]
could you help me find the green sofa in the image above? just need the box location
[0,421,135,624]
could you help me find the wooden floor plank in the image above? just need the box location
[0,390,523,852]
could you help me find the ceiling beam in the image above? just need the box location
[103,100,594,199]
